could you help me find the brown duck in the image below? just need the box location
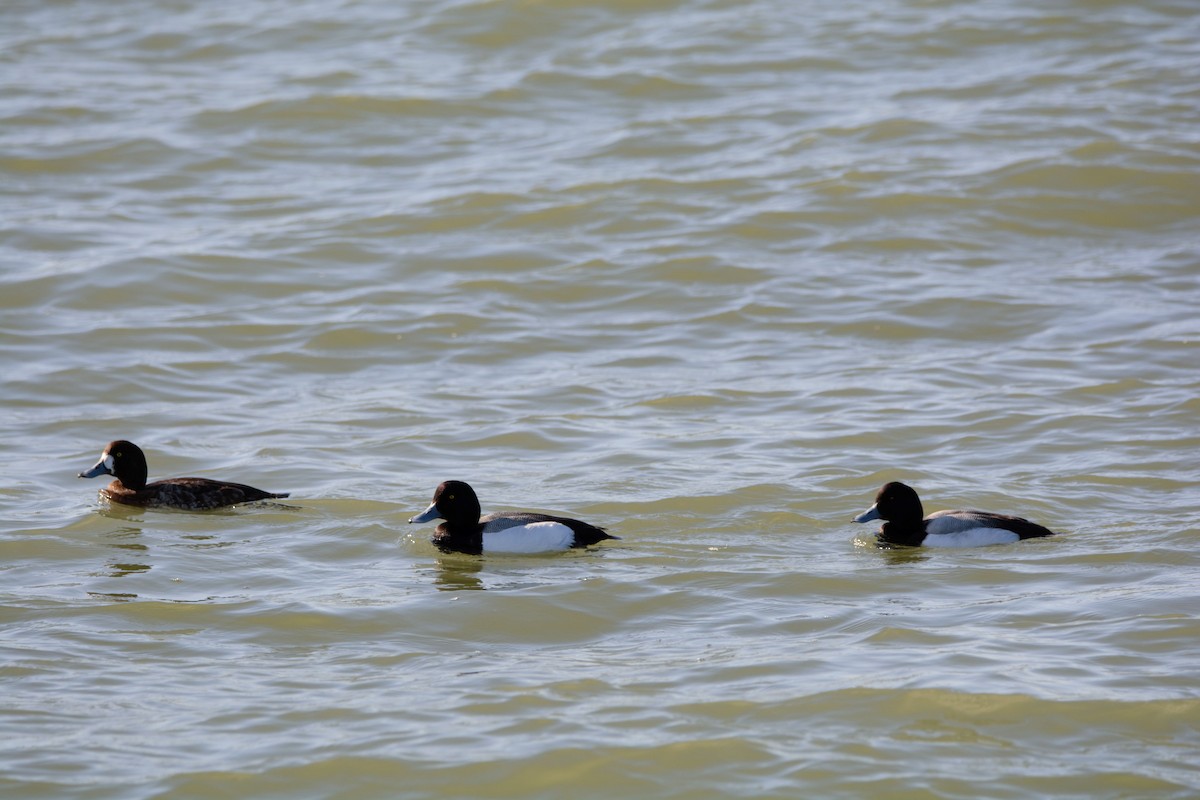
[78,440,288,510]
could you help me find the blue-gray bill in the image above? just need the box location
[78,456,113,479]
[853,505,881,523]
[409,503,442,524]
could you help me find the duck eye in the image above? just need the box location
[447,494,455,501]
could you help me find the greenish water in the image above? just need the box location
[2,0,1199,797]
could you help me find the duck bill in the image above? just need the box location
[408,503,442,524]
[78,456,113,480]
[853,504,881,523]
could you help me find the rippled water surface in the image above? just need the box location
[3,0,1199,797]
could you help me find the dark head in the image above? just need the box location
[78,440,149,490]
[409,480,482,527]
[853,481,924,525]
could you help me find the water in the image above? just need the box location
[3,0,1199,797]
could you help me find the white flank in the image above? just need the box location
[923,528,1021,547]
[483,521,574,553]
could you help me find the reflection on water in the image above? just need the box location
[852,532,932,565]
[3,0,1199,797]
[876,546,931,567]
[104,561,151,578]
[431,557,486,592]
[96,505,147,525]
[99,527,151,579]
[178,536,237,548]
[101,526,144,543]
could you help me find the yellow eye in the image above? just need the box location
[447,494,455,500]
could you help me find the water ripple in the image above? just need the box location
[2,0,1199,797]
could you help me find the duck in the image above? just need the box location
[409,480,617,555]
[853,481,1055,547]
[78,440,289,511]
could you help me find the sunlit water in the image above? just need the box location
[2,0,1199,797]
